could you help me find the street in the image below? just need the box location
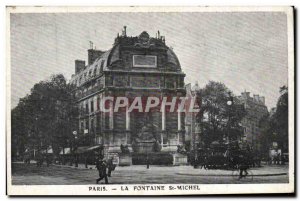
[11,162,289,185]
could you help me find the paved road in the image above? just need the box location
[11,163,289,185]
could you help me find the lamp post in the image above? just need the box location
[73,131,78,167]
[226,92,233,147]
[191,90,200,169]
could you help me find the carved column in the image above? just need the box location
[109,99,114,130]
[162,102,166,131]
[126,105,130,131]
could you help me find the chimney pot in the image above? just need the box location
[75,60,85,74]
[88,49,103,65]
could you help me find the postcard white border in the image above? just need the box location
[6,6,294,195]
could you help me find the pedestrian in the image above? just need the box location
[238,153,249,179]
[107,157,115,177]
[96,159,108,184]
[24,153,30,164]
[146,156,150,169]
[46,155,51,167]
[36,152,43,167]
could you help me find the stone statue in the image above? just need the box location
[132,121,161,153]
[120,144,130,154]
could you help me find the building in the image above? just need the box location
[237,91,269,152]
[70,27,186,164]
[185,82,201,151]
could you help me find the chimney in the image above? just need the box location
[253,94,259,102]
[88,49,103,65]
[259,96,265,105]
[75,60,85,74]
[124,26,127,36]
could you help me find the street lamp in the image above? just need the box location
[73,131,78,167]
[226,92,233,146]
[191,93,200,169]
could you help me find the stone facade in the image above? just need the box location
[70,27,186,161]
[237,91,269,151]
[184,82,201,150]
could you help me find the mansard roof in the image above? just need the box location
[70,31,182,87]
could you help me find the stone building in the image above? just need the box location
[185,82,201,150]
[237,91,269,152]
[70,27,186,164]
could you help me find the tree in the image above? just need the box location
[196,81,246,146]
[11,74,78,159]
[258,110,276,159]
[258,85,289,157]
[274,86,289,153]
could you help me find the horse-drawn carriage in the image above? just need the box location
[189,141,256,170]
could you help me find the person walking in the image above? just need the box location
[238,152,249,179]
[107,157,115,177]
[96,159,108,184]
[36,152,43,167]
[46,155,51,167]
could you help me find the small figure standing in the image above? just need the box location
[146,156,150,169]
[96,159,108,184]
[239,153,249,179]
[46,155,51,167]
[107,157,115,177]
[24,153,31,164]
[36,152,43,167]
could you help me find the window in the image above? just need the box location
[80,121,84,132]
[96,136,101,144]
[96,114,101,131]
[97,97,100,111]
[163,134,168,146]
[91,100,94,112]
[85,119,88,129]
[85,103,89,114]
[133,55,157,67]
[100,60,105,71]
[165,77,176,88]
[131,75,160,88]
[106,75,113,86]
[114,75,128,87]
[90,119,94,133]
[97,79,103,88]
[178,77,184,88]
[105,114,110,130]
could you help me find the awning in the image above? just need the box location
[74,146,89,154]
[24,149,34,153]
[59,148,71,155]
[42,148,53,154]
[74,145,102,154]
[86,145,102,151]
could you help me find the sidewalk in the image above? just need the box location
[54,163,97,170]
[176,165,288,177]
[52,163,288,177]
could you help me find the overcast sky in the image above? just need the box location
[10,12,288,109]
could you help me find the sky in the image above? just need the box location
[10,12,288,109]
